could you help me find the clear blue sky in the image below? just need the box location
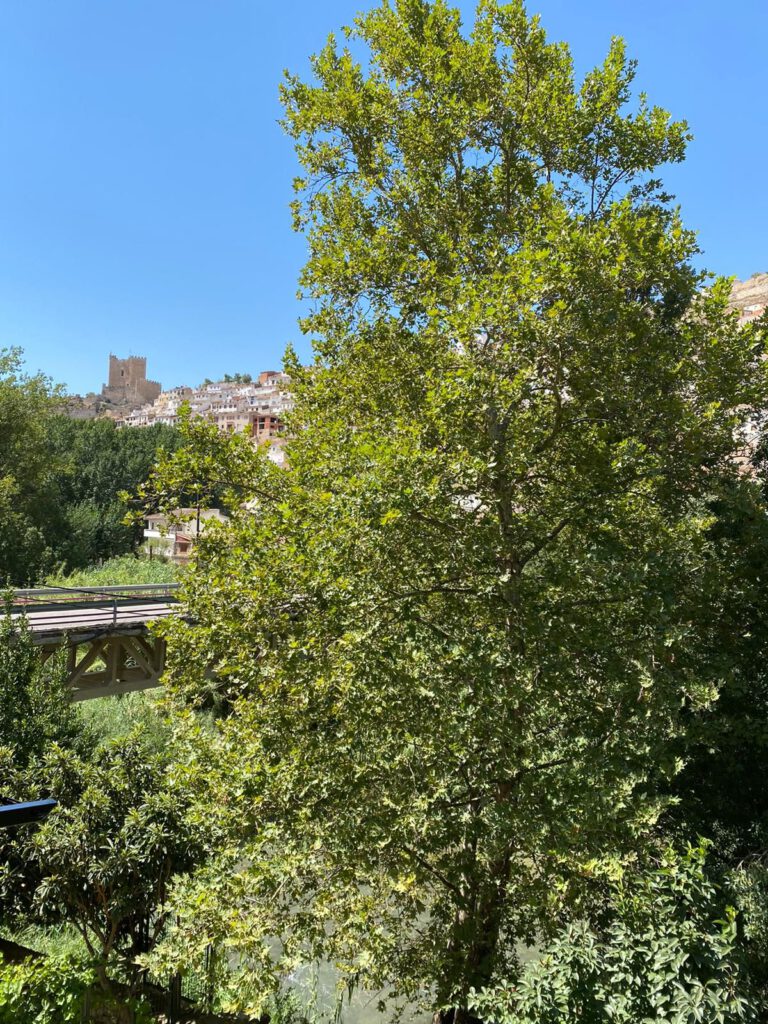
[0,1,765,395]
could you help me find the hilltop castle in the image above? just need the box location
[101,354,161,406]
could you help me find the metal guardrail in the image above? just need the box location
[12,583,180,600]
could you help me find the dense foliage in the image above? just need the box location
[0,954,95,1024]
[469,846,750,1024]
[667,475,768,999]
[0,349,61,584]
[0,619,200,1007]
[0,611,80,767]
[45,554,179,590]
[45,415,182,573]
[0,732,204,995]
[137,0,768,1018]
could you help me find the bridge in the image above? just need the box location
[10,584,180,701]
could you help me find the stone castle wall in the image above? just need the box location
[102,354,161,406]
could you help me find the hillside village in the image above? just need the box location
[729,271,768,324]
[67,358,293,464]
[67,271,767,442]
[121,368,292,465]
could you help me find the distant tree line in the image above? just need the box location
[201,372,253,385]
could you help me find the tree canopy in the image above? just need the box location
[44,414,182,572]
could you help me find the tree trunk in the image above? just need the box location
[435,882,506,1024]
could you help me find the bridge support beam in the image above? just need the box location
[41,632,167,701]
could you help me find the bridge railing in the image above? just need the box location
[11,583,180,604]
[9,584,181,632]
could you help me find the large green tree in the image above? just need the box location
[145,0,766,1017]
[0,348,61,584]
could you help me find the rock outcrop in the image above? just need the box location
[729,273,768,325]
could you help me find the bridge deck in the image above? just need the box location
[16,600,177,641]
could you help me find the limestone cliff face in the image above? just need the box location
[729,273,768,324]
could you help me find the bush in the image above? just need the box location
[0,609,82,768]
[0,954,93,1024]
[468,846,753,1024]
[1,731,205,997]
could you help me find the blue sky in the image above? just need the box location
[0,1,765,395]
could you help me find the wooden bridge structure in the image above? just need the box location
[9,584,180,701]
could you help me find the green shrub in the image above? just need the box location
[0,611,82,768]
[468,845,753,1024]
[0,954,93,1024]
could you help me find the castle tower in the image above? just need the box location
[102,354,161,406]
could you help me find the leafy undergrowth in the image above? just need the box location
[80,691,171,752]
[45,555,179,589]
[1,923,86,961]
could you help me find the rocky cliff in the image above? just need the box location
[729,273,768,324]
